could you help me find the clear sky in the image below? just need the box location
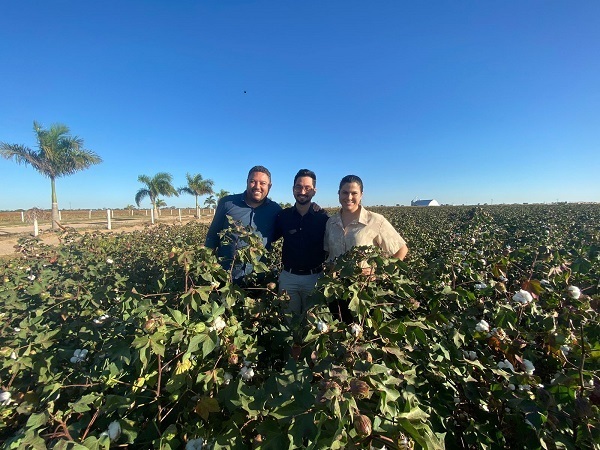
[1,1,599,210]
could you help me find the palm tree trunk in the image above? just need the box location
[51,176,60,230]
[195,195,199,218]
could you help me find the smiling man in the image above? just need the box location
[205,165,282,280]
[274,169,329,317]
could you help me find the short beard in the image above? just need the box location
[295,198,311,206]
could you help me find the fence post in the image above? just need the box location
[107,209,112,230]
[34,218,39,237]
[59,211,62,221]
[21,211,24,222]
[89,210,92,219]
[178,208,182,223]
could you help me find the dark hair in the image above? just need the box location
[293,169,317,187]
[247,165,272,183]
[339,174,363,192]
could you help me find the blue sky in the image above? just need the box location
[1,1,599,210]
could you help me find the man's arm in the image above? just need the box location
[204,198,228,250]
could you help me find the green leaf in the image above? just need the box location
[187,333,206,355]
[168,307,187,326]
[25,411,50,429]
[69,393,101,413]
[149,333,166,356]
[202,332,218,358]
[256,419,290,450]
[288,413,318,448]
[165,359,193,393]
[82,435,109,450]
[195,396,220,420]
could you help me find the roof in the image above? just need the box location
[411,199,440,206]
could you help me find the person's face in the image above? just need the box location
[293,176,316,206]
[338,182,362,213]
[246,171,271,204]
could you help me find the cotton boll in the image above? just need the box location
[475,320,490,333]
[566,286,581,299]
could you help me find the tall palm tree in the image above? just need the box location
[216,189,230,201]
[0,121,102,230]
[178,173,214,217]
[135,172,178,218]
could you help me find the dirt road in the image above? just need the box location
[0,216,212,257]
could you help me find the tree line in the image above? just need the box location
[1,121,227,229]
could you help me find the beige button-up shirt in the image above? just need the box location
[324,206,406,260]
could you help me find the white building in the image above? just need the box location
[411,199,440,206]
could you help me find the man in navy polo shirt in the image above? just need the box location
[205,165,282,280]
[274,169,329,316]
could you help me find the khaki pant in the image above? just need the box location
[278,270,321,315]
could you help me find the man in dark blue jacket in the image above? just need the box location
[205,165,282,280]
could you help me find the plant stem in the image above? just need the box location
[157,354,163,422]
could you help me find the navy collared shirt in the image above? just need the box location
[205,192,282,272]
[274,204,329,271]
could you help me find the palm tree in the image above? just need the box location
[0,121,102,230]
[216,189,230,201]
[155,198,167,216]
[135,172,178,218]
[204,195,217,209]
[178,173,214,217]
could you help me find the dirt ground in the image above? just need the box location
[0,216,213,258]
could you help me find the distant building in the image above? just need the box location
[411,199,440,207]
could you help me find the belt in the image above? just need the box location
[283,265,323,275]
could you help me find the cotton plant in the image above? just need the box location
[490,327,507,340]
[223,372,233,385]
[209,316,226,333]
[70,349,88,364]
[512,289,533,305]
[566,285,581,299]
[497,359,515,372]
[522,359,535,375]
[0,391,11,406]
[99,420,121,442]
[349,323,362,337]
[316,321,329,334]
[186,438,204,450]
[240,366,254,381]
[240,358,256,382]
[93,314,110,325]
[463,350,477,361]
[475,319,490,333]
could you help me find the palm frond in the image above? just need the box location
[178,187,195,196]
[135,189,151,207]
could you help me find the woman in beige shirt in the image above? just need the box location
[324,175,408,323]
[325,174,408,262]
